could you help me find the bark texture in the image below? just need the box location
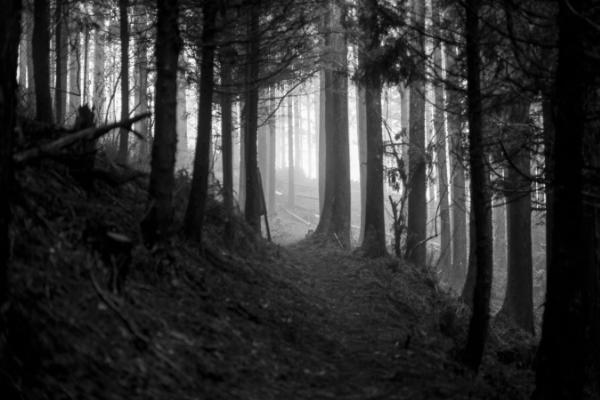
[184,2,217,241]
[406,0,427,265]
[140,0,181,244]
[117,0,130,163]
[314,1,351,248]
[463,0,493,372]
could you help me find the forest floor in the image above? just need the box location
[1,160,536,399]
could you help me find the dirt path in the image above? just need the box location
[266,241,479,400]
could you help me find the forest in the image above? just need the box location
[0,0,599,398]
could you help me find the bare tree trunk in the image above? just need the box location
[406,0,427,265]
[117,0,129,163]
[318,69,326,214]
[238,100,246,208]
[24,8,35,115]
[54,0,67,124]
[184,2,216,241]
[498,102,533,333]
[68,29,80,123]
[93,7,105,121]
[463,0,493,372]
[356,83,367,245]
[446,44,467,292]
[133,9,149,163]
[243,3,261,231]
[432,4,450,272]
[220,47,234,239]
[32,0,52,123]
[267,86,276,213]
[314,1,350,248]
[140,0,181,244]
[534,1,590,395]
[461,212,476,305]
[287,93,295,207]
[82,24,90,104]
[175,57,188,169]
[358,0,386,257]
[0,0,21,304]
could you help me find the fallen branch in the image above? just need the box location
[14,112,152,164]
[282,207,312,227]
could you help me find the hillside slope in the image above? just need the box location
[1,161,534,399]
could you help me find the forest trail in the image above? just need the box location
[263,241,485,400]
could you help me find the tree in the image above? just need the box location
[314,1,351,248]
[68,26,81,122]
[446,44,467,291]
[462,0,493,372]
[405,0,427,265]
[243,2,261,232]
[117,0,130,163]
[93,4,106,122]
[141,0,182,244]
[54,0,67,124]
[498,101,534,333]
[358,0,386,257]
[533,0,597,396]
[267,86,276,213]
[32,0,52,123]
[287,93,295,207]
[0,0,21,303]
[356,83,367,245]
[432,2,450,272]
[220,46,235,240]
[134,7,150,162]
[184,2,217,242]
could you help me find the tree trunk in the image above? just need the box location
[287,93,295,207]
[318,69,326,214]
[238,100,246,208]
[462,0,493,372]
[267,86,276,213]
[293,92,301,178]
[32,0,52,123]
[25,8,35,115]
[184,2,216,241]
[0,0,21,304]
[220,47,234,240]
[175,57,188,169]
[133,10,149,163]
[243,4,261,232]
[492,200,506,282]
[461,211,476,306]
[360,75,386,256]
[68,27,80,123]
[314,1,351,248]
[406,0,427,265]
[54,0,67,124]
[533,0,589,396]
[356,83,367,245]
[117,0,129,163]
[82,25,90,104]
[140,0,181,245]
[446,44,467,292]
[432,5,450,272]
[498,102,534,333]
[93,8,105,122]
[358,0,386,257]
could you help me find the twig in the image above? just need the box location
[89,271,150,345]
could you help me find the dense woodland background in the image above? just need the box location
[0,0,599,398]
